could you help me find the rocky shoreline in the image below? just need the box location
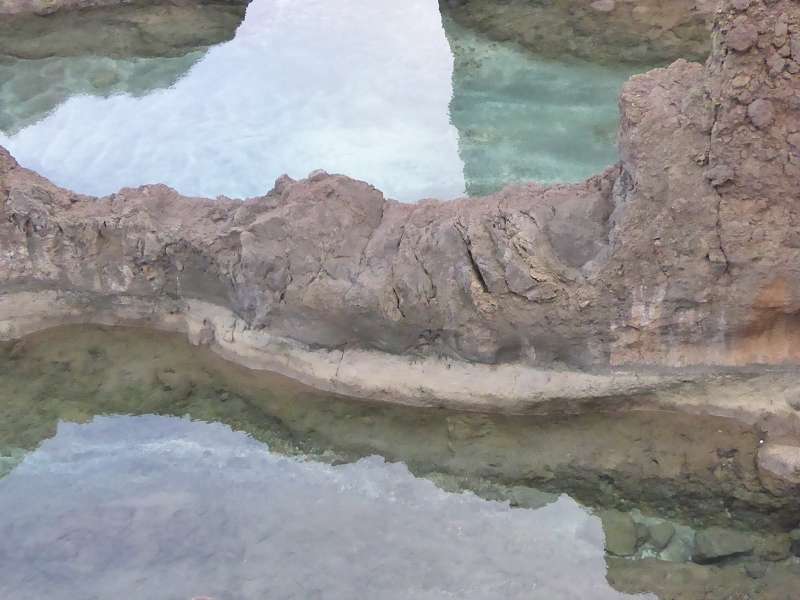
[1,0,799,481]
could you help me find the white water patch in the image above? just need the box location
[0,0,465,202]
[0,415,652,600]
[0,0,641,203]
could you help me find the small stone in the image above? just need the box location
[747,99,775,129]
[727,17,759,52]
[693,527,754,563]
[648,522,676,551]
[731,0,750,10]
[507,486,557,510]
[600,510,639,557]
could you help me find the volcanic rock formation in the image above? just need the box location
[0,0,798,435]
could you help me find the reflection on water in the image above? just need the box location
[0,415,645,600]
[3,325,800,598]
[0,0,637,201]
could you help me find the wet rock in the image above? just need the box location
[440,0,712,64]
[660,531,695,563]
[601,510,639,556]
[789,528,800,556]
[758,443,800,486]
[155,369,195,400]
[753,533,791,561]
[693,527,754,563]
[648,522,675,551]
[743,560,767,579]
[635,521,650,546]
[507,486,558,510]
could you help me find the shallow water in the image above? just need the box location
[0,415,647,600]
[2,325,800,599]
[0,0,639,201]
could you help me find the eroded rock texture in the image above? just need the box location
[0,0,798,376]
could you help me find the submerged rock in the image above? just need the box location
[693,527,754,563]
[601,510,639,557]
[647,522,675,551]
[440,0,714,65]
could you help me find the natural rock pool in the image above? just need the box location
[2,326,800,599]
[0,0,640,201]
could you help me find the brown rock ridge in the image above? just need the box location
[0,0,798,436]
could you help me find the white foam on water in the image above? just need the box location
[0,0,465,202]
[0,415,653,600]
[0,0,639,202]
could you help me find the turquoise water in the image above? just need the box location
[0,0,638,201]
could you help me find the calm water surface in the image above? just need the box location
[0,415,646,600]
[2,326,800,599]
[0,0,639,201]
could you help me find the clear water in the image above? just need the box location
[2,325,800,599]
[0,414,645,600]
[0,0,639,202]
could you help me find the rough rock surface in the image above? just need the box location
[0,1,798,430]
[441,0,716,65]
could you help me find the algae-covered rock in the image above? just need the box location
[648,522,675,551]
[693,527,754,563]
[601,509,639,556]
